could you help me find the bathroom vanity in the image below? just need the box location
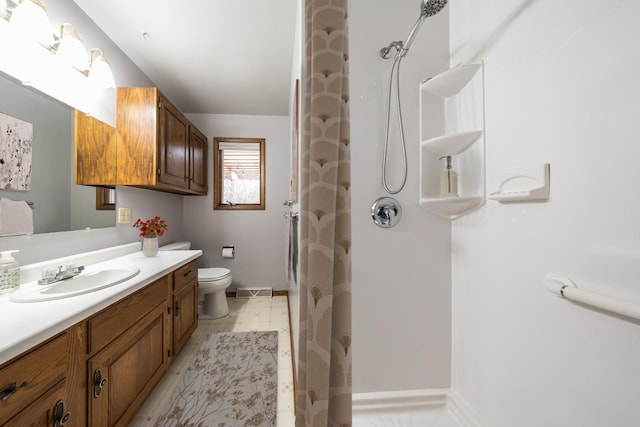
[0,243,200,426]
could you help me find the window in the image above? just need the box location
[95,186,115,210]
[213,137,265,210]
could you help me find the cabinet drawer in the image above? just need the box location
[87,276,168,354]
[0,332,68,425]
[173,260,197,291]
[7,379,67,427]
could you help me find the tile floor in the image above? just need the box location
[131,295,296,427]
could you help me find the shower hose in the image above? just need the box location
[382,55,408,195]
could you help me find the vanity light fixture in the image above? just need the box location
[1,0,117,89]
[56,23,89,71]
[88,48,115,89]
[9,0,54,46]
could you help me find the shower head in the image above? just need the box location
[380,0,448,59]
[420,0,448,18]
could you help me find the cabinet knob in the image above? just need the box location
[93,368,108,398]
[53,399,71,426]
[0,382,18,401]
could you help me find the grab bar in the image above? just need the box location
[544,273,640,321]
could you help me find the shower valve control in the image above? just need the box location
[371,197,402,228]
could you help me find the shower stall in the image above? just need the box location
[349,0,455,423]
[350,0,640,426]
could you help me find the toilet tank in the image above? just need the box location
[159,241,191,250]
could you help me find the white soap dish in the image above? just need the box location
[488,163,550,203]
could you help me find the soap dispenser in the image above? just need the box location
[0,250,20,294]
[439,155,459,197]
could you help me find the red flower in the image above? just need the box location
[133,216,168,238]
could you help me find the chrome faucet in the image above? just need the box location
[38,265,85,285]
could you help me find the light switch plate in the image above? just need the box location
[117,207,131,224]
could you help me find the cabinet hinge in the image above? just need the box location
[158,101,162,109]
[167,349,171,358]
[157,168,161,177]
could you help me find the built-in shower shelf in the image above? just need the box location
[420,63,482,97]
[419,196,484,218]
[422,130,483,156]
[419,61,485,219]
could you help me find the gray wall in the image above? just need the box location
[349,1,452,392]
[185,114,290,291]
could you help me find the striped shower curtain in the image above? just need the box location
[296,0,352,426]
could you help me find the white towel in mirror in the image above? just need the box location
[0,198,33,236]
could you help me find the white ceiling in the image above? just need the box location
[72,0,298,116]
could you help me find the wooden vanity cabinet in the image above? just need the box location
[0,260,199,427]
[171,260,199,356]
[116,87,208,195]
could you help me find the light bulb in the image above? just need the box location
[57,23,89,71]
[89,48,115,89]
[10,0,54,46]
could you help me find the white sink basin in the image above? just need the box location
[9,266,140,303]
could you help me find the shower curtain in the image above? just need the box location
[296,0,352,426]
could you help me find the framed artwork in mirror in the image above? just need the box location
[0,111,32,191]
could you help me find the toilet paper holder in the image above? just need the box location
[222,245,235,259]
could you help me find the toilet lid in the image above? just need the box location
[199,267,231,281]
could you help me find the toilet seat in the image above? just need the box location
[198,267,231,282]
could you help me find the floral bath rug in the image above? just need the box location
[153,331,278,426]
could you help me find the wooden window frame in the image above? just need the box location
[95,186,116,211]
[213,137,266,210]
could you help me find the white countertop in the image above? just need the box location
[0,244,202,365]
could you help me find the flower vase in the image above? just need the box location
[142,237,159,257]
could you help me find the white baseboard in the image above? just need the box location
[353,388,449,412]
[352,388,489,427]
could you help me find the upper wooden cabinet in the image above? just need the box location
[116,87,208,195]
[74,110,117,186]
[189,125,208,194]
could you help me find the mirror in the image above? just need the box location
[0,71,116,235]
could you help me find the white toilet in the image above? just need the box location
[159,241,232,319]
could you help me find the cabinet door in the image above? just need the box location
[157,94,189,189]
[189,125,208,194]
[74,110,117,186]
[116,87,158,186]
[173,278,198,355]
[88,303,169,427]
